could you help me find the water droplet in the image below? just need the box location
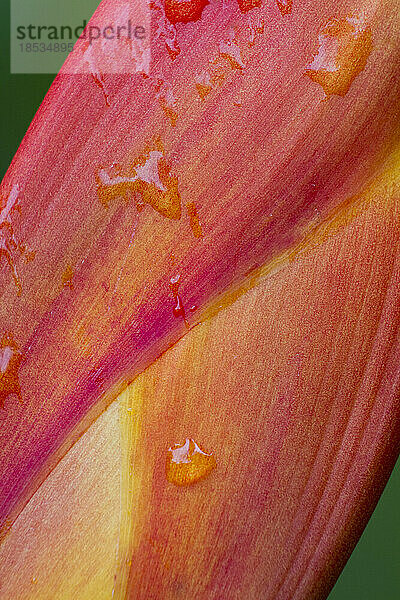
[248,17,265,47]
[62,264,74,289]
[194,32,245,101]
[0,184,33,295]
[209,62,227,86]
[219,38,245,70]
[305,14,373,97]
[237,0,262,13]
[165,0,209,24]
[195,72,213,100]
[81,6,151,101]
[172,295,185,318]
[155,79,178,127]
[169,274,188,324]
[160,100,178,126]
[276,0,292,16]
[186,202,203,238]
[165,38,181,60]
[0,332,23,408]
[151,0,182,60]
[166,438,216,485]
[82,41,111,107]
[91,72,111,107]
[97,148,181,220]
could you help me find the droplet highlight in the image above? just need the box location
[0,332,23,408]
[166,438,216,485]
[305,14,373,97]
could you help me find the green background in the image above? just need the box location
[1,1,399,598]
[10,0,99,73]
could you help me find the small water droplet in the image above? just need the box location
[0,332,23,408]
[83,41,111,107]
[305,14,373,98]
[186,202,203,238]
[165,0,209,24]
[152,0,181,60]
[276,0,293,16]
[165,38,181,60]
[0,184,33,295]
[160,100,178,126]
[155,79,178,127]
[96,147,181,220]
[166,438,216,485]
[219,38,245,70]
[248,17,265,47]
[169,274,189,325]
[195,72,213,100]
[62,264,74,289]
[195,32,245,100]
[172,295,185,318]
[237,0,262,14]
[91,72,111,107]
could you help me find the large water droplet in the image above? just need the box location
[97,148,181,220]
[305,14,373,97]
[0,333,23,408]
[166,438,216,485]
